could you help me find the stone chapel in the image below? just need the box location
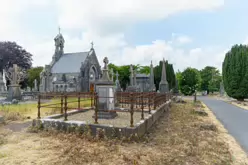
[39,31,101,92]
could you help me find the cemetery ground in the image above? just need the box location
[0,98,92,123]
[0,100,247,165]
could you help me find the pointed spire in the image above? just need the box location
[91,41,94,49]
[149,60,155,91]
[161,59,167,83]
[159,58,169,93]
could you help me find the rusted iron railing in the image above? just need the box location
[37,91,172,126]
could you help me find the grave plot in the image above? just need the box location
[32,91,172,137]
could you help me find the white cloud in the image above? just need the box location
[56,0,224,34]
[0,0,228,73]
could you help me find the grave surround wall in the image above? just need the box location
[32,100,172,138]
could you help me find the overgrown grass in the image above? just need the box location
[0,100,235,165]
[0,98,92,121]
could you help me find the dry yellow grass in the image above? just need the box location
[0,101,238,165]
[0,98,92,122]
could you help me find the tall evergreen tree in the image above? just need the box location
[222,44,248,101]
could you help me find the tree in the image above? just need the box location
[138,66,150,75]
[27,67,43,89]
[62,74,67,83]
[154,60,176,91]
[222,44,248,101]
[200,66,222,93]
[0,41,32,72]
[176,70,182,92]
[108,63,130,90]
[179,67,201,95]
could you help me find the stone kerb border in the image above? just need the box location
[32,100,171,138]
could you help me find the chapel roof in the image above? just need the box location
[51,52,89,73]
[136,73,150,78]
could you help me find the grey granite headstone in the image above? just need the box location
[34,79,38,91]
[149,61,156,91]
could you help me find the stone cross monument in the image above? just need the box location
[115,71,121,91]
[129,64,134,86]
[159,58,169,93]
[133,69,137,86]
[110,68,114,82]
[5,64,26,101]
[94,57,117,119]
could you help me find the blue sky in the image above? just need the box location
[0,0,247,71]
[128,0,248,47]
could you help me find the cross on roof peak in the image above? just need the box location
[91,41,94,49]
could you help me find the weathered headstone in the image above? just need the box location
[0,71,5,92]
[34,79,38,91]
[27,86,31,92]
[115,71,121,92]
[110,68,114,82]
[159,58,169,93]
[149,61,156,91]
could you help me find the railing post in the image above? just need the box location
[153,93,156,110]
[148,93,151,114]
[141,92,144,120]
[130,93,134,127]
[37,94,41,119]
[61,94,64,114]
[91,91,93,107]
[94,93,99,124]
[78,92,80,110]
[93,92,96,108]
[64,94,68,121]
[121,92,123,108]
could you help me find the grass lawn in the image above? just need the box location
[0,98,92,122]
[0,100,245,165]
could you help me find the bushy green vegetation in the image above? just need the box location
[222,44,248,101]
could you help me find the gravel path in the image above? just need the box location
[60,110,149,127]
[199,96,248,153]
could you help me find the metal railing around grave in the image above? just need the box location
[37,92,95,119]
[37,92,172,127]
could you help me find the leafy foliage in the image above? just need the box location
[200,66,222,93]
[179,67,201,95]
[154,60,176,91]
[27,67,43,89]
[108,63,130,90]
[222,44,248,100]
[61,74,67,83]
[0,41,32,71]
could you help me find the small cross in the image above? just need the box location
[58,26,61,34]
[116,71,119,80]
[91,41,94,49]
